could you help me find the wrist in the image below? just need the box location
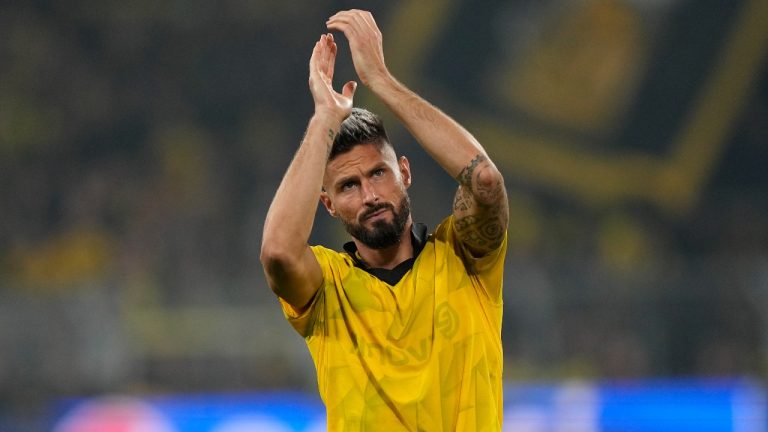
[307,112,345,152]
[365,71,398,95]
[312,108,347,128]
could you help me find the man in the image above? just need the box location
[261,9,509,431]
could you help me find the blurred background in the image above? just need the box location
[1,0,767,430]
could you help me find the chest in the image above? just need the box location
[335,256,478,343]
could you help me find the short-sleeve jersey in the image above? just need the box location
[280,215,507,431]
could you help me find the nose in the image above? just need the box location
[362,180,378,204]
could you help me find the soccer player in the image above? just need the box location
[261,9,509,431]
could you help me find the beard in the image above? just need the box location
[342,195,411,250]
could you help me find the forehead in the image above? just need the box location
[325,143,397,179]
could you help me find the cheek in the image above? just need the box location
[387,181,407,199]
[387,174,407,193]
[334,197,362,221]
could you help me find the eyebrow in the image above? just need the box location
[333,163,389,190]
[367,163,388,176]
[334,175,359,190]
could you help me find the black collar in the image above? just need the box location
[342,223,428,285]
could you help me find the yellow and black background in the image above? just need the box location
[1,0,767,423]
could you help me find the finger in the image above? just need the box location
[308,43,324,93]
[327,12,360,29]
[328,12,373,45]
[359,10,381,36]
[324,33,334,66]
[319,34,329,74]
[310,36,331,83]
[342,81,357,99]
[326,14,359,38]
[327,34,337,80]
[325,17,347,33]
[312,35,323,65]
[309,40,321,75]
[329,9,366,20]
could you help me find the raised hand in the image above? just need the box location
[309,33,357,123]
[326,10,390,89]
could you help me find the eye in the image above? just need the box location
[341,181,357,191]
[373,168,385,177]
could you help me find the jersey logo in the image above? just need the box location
[436,302,459,339]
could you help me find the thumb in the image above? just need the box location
[342,81,357,99]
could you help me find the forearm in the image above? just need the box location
[369,75,487,179]
[325,8,508,255]
[372,74,508,254]
[262,114,339,255]
[325,9,489,183]
[261,31,353,306]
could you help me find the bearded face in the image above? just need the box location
[321,142,413,250]
[341,195,411,249]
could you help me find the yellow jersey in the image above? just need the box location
[280,216,507,431]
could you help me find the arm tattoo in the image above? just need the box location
[324,128,337,155]
[454,209,506,251]
[474,165,502,204]
[452,185,474,212]
[456,154,487,188]
[453,154,508,253]
[453,190,507,252]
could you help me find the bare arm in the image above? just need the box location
[260,34,357,309]
[327,10,508,254]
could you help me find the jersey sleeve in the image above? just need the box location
[278,287,323,338]
[442,215,508,303]
[278,245,348,338]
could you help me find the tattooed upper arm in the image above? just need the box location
[453,154,509,255]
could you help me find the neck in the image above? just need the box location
[354,219,414,270]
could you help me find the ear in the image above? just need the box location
[319,190,337,217]
[399,156,412,189]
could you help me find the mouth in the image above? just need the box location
[362,206,391,222]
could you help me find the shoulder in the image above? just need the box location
[309,244,356,283]
[431,216,453,235]
[429,215,508,273]
[420,216,460,258]
[310,244,354,265]
[430,215,460,244]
